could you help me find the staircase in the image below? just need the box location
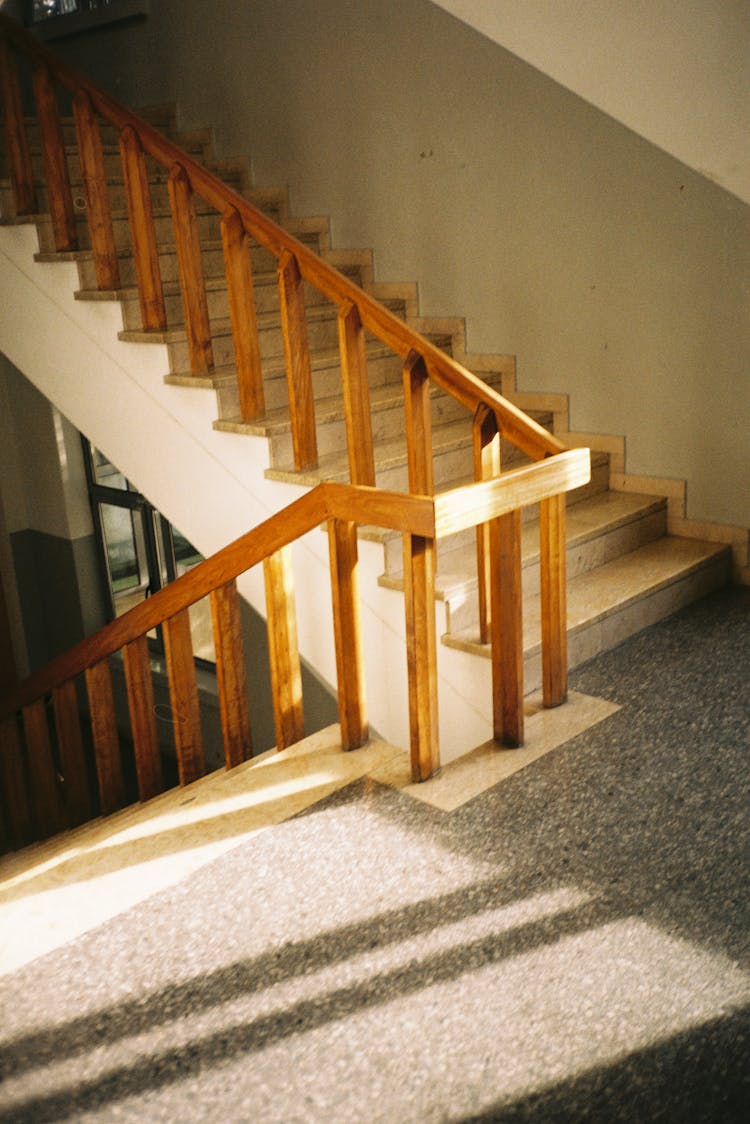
[22,110,730,677]
[0,19,736,847]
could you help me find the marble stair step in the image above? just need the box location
[70,224,317,291]
[443,535,732,693]
[214,370,515,469]
[358,450,612,573]
[380,490,668,634]
[76,263,340,330]
[208,342,406,417]
[263,410,550,494]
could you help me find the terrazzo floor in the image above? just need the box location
[1,585,748,1122]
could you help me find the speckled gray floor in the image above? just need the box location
[1,586,748,1122]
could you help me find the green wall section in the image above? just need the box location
[10,528,105,672]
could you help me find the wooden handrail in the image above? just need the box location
[0,12,563,463]
[0,482,434,721]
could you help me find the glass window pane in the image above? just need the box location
[100,502,149,616]
[92,447,129,490]
[170,528,215,663]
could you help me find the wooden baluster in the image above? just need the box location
[490,509,524,747]
[539,492,568,707]
[0,715,33,850]
[473,404,501,645]
[163,609,206,785]
[22,698,65,838]
[221,206,264,420]
[328,519,368,750]
[264,546,304,750]
[73,89,120,290]
[278,249,317,470]
[210,580,253,769]
[119,124,166,330]
[338,301,375,486]
[32,63,77,251]
[168,162,213,374]
[52,679,90,827]
[402,351,439,781]
[85,658,126,815]
[0,40,37,215]
[123,634,164,801]
[404,532,439,782]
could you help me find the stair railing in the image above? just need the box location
[0,16,591,842]
[0,20,574,653]
[0,455,589,852]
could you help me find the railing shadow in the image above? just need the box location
[0,877,599,1120]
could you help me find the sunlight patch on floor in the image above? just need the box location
[0,728,403,977]
[376,690,619,810]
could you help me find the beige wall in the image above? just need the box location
[56,0,749,528]
[431,1,750,206]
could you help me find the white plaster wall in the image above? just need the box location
[431,1,750,206]
[51,0,750,529]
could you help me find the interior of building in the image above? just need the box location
[0,2,748,1118]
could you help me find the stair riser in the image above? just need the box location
[165,309,343,372]
[34,207,224,253]
[216,351,405,417]
[443,504,669,634]
[31,173,246,218]
[71,231,321,294]
[522,551,730,693]
[266,389,533,471]
[23,114,181,149]
[116,273,335,331]
[22,142,210,185]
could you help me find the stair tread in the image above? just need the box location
[445,535,730,655]
[165,339,404,390]
[381,490,667,593]
[215,369,515,436]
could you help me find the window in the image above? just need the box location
[83,440,216,665]
[28,0,149,39]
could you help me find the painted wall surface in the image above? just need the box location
[431,0,750,206]
[0,356,106,667]
[43,0,750,528]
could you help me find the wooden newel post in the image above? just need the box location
[119,123,166,330]
[264,546,305,750]
[539,492,568,707]
[73,89,120,290]
[85,659,127,815]
[221,205,264,420]
[210,580,253,768]
[168,161,213,374]
[338,301,375,486]
[52,679,91,826]
[0,715,33,851]
[473,403,501,645]
[162,610,206,786]
[403,351,439,781]
[122,634,164,801]
[489,509,524,747]
[328,519,368,750]
[278,249,317,471]
[32,63,77,251]
[0,40,37,215]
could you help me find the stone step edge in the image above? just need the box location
[379,491,667,599]
[443,537,732,661]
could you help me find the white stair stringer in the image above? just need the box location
[0,221,495,764]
